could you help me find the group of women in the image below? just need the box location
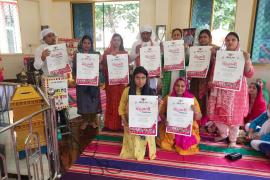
[72,27,270,161]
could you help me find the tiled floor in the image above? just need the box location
[0,107,92,179]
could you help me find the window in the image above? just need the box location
[191,0,212,30]
[191,0,237,46]
[95,1,139,52]
[251,0,270,63]
[72,3,94,39]
[0,0,22,53]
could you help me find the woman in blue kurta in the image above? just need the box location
[72,35,102,130]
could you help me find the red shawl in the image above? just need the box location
[245,85,267,123]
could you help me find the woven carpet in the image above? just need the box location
[61,131,270,180]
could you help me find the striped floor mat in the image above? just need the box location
[61,131,270,180]
[68,88,106,112]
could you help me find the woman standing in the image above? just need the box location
[119,66,157,160]
[189,29,215,120]
[157,78,202,155]
[102,33,129,131]
[72,35,102,130]
[162,28,188,97]
[208,32,254,147]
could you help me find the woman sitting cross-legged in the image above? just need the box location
[157,77,202,155]
[244,82,266,125]
[246,103,270,151]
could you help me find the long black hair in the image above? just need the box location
[111,33,125,51]
[129,66,155,95]
[77,35,95,53]
[199,29,212,39]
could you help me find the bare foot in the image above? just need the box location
[228,142,237,148]
[214,136,227,142]
[80,122,89,130]
[89,122,98,129]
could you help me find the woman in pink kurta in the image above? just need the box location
[207,32,254,148]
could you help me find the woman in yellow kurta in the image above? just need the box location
[157,77,202,155]
[118,66,157,160]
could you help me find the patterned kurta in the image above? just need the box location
[207,60,255,126]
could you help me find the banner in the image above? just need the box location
[212,51,245,91]
[140,46,161,77]
[46,43,70,75]
[76,53,99,86]
[166,97,194,136]
[42,76,69,110]
[129,95,158,136]
[107,54,129,85]
[163,40,185,71]
[187,46,211,78]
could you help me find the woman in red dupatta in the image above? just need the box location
[207,32,255,147]
[102,33,129,131]
[157,77,202,155]
[245,82,266,123]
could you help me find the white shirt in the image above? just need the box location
[34,44,49,76]
[34,43,69,77]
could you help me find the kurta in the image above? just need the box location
[72,52,102,114]
[103,50,127,131]
[207,57,255,126]
[157,96,201,155]
[118,87,156,160]
[34,44,50,75]
[189,45,217,117]
[189,78,208,116]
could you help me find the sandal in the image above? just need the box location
[89,121,98,129]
